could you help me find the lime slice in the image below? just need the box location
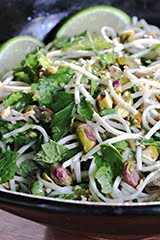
[0,36,44,77]
[56,5,131,38]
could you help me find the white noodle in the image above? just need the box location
[17,141,36,155]
[142,161,160,172]
[145,120,160,139]
[16,152,35,165]
[65,142,79,149]
[62,152,83,169]
[78,84,96,106]
[9,179,16,192]
[74,74,82,104]
[57,134,77,145]
[81,133,140,162]
[108,80,138,115]
[54,60,102,83]
[93,112,126,136]
[3,124,49,143]
[136,146,142,170]
[121,171,159,201]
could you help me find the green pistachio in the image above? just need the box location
[96,90,113,110]
[120,30,136,43]
[76,124,96,153]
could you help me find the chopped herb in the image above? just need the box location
[31,181,45,196]
[34,140,68,164]
[0,149,19,184]
[77,99,94,121]
[52,103,76,141]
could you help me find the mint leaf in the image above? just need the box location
[51,91,74,113]
[52,102,75,141]
[95,165,113,194]
[34,140,68,164]
[16,160,38,178]
[101,144,123,177]
[77,99,93,121]
[31,181,45,196]
[0,149,19,183]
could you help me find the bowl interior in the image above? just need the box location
[0,0,160,237]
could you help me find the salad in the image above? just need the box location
[0,9,160,203]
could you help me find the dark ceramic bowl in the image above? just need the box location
[0,1,160,239]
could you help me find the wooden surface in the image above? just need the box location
[0,209,160,240]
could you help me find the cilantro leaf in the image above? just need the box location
[52,102,76,142]
[14,49,46,84]
[77,99,94,121]
[34,140,68,164]
[0,149,19,183]
[3,91,33,110]
[31,67,74,105]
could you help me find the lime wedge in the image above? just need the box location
[56,5,131,38]
[0,36,44,77]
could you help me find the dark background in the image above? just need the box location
[0,0,160,42]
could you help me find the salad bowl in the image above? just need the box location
[0,0,160,239]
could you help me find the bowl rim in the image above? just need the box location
[0,189,160,216]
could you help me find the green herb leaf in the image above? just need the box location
[100,108,116,117]
[32,67,74,105]
[77,99,93,121]
[31,181,45,196]
[0,149,19,184]
[52,102,76,141]
[101,143,123,177]
[34,140,68,164]
[14,49,46,84]
[90,79,99,96]
[151,43,160,51]
[53,193,78,200]
[113,140,128,152]
[16,160,38,178]
[137,137,160,147]
[52,36,70,49]
[51,91,74,113]
[99,52,115,65]
[3,91,33,110]
[95,165,113,194]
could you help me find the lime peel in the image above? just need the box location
[0,36,44,77]
[56,5,131,38]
